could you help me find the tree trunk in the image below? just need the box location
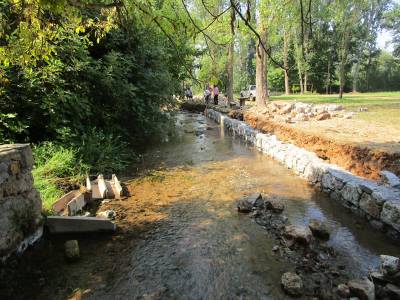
[283,30,290,95]
[326,59,330,95]
[227,5,235,103]
[339,30,350,99]
[352,61,359,93]
[304,72,308,93]
[256,27,268,107]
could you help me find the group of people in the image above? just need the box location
[204,84,219,105]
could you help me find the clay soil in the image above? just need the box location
[244,111,400,180]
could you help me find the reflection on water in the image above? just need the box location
[120,112,399,299]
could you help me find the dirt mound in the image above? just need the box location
[244,111,400,180]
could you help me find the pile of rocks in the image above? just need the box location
[250,101,355,123]
[237,192,400,299]
[237,193,345,298]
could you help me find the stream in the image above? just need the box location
[92,112,399,299]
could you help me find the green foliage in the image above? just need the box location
[77,128,132,174]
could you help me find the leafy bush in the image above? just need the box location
[77,128,133,174]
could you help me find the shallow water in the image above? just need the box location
[107,112,399,299]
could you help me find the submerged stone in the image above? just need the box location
[281,272,303,296]
[348,278,375,300]
[308,219,330,240]
[237,193,263,213]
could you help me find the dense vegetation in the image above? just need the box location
[2,0,400,209]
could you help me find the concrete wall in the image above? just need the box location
[0,144,42,260]
[205,109,400,239]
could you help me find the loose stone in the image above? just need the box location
[337,283,351,298]
[348,278,375,300]
[281,272,303,296]
[97,210,116,220]
[237,193,263,213]
[284,225,313,245]
[64,240,80,262]
[380,255,400,276]
[308,219,330,240]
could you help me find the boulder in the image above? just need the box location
[65,240,80,262]
[359,193,381,219]
[281,272,303,296]
[280,103,294,114]
[380,255,400,276]
[308,219,330,240]
[237,193,263,213]
[348,278,375,300]
[380,171,400,189]
[381,201,400,231]
[316,112,331,121]
[284,225,313,245]
[265,198,284,213]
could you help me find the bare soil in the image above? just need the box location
[244,111,400,180]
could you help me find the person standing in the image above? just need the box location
[213,84,219,105]
[204,84,211,104]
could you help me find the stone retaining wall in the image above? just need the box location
[205,109,400,239]
[0,144,42,260]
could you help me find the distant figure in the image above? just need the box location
[185,86,193,100]
[204,84,211,104]
[213,84,219,105]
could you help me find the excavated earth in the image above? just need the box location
[242,105,400,180]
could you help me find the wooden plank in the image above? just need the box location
[112,174,123,198]
[46,216,116,234]
[52,190,80,215]
[67,192,86,216]
[98,175,108,199]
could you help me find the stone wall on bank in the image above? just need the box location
[0,144,42,260]
[205,109,400,239]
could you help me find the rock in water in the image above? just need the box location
[336,283,351,298]
[264,198,284,213]
[281,272,303,296]
[380,255,400,276]
[284,225,313,245]
[65,240,80,262]
[237,193,263,213]
[348,278,375,300]
[308,219,330,240]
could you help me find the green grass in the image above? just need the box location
[32,142,88,214]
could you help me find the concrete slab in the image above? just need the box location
[67,193,86,216]
[112,174,123,198]
[46,216,116,234]
[52,190,81,215]
[98,175,108,199]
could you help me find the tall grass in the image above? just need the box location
[32,142,88,213]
